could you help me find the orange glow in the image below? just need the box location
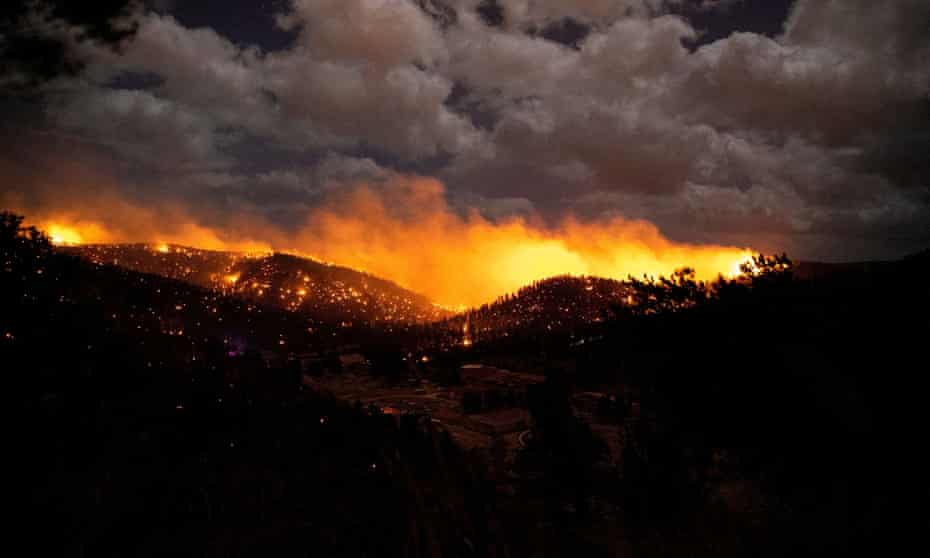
[44,221,113,245]
[47,225,82,246]
[40,220,114,245]
[292,178,753,306]
[26,207,274,254]
[729,256,753,278]
[224,274,240,285]
[22,176,753,307]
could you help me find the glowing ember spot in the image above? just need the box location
[728,254,757,278]
[224,274,240,285]
[156,243,170,254]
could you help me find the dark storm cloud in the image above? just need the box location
[534,18,591,49]
[2,0,929,261]
[672,0,796,49]
[147,0,297,52]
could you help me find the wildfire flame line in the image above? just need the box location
[24,178,754,307]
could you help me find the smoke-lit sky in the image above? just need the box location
[2,0,929,266]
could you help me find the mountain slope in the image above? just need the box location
[429,275,634,347]
[64,244,447,324]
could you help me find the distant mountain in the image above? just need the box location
[434,275,633,346]
[429,250,930,351]
[64,244,448,325]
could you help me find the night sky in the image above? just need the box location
[2,0,929,265]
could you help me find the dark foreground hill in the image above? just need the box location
[5,217,499,557]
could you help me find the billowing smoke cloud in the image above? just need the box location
[2,0,928,287]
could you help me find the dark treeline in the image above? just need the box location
[433,252,930,556]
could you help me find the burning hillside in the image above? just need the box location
[63,243,447,325]
[18,177,752,308]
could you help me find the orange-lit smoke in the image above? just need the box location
[27,200,278,255]
[292,178,751,306]
[18,177,751,307]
